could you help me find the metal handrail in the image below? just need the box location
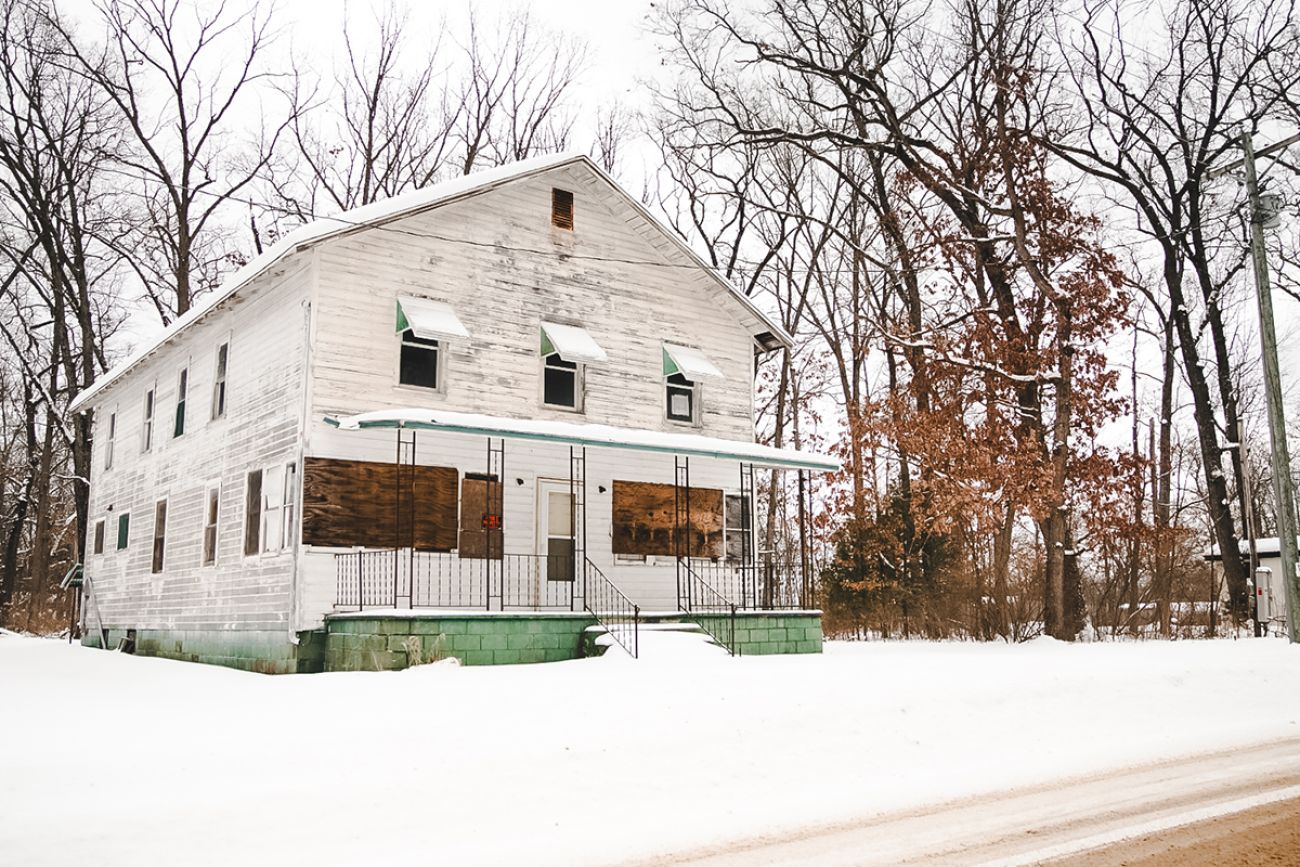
[582,557,639,659]
[679,559,738,656]
[685,554,815,610]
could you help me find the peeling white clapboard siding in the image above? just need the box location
[306,163,758,439]
[81,256,312,632]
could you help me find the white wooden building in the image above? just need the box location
[71,153,836,671]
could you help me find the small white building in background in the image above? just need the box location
[1206,537,1295,636]
[69,153,837,672]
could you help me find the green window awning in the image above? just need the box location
[396,296,470,341]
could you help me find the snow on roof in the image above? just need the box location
[1204,537,1296,560]
[325,408,840,472]
[71,153,792,413]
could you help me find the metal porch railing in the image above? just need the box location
[335,549,576,611]
[679,559,738,656]
[582,557,639,658]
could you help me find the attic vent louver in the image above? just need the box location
[551,188,574,230]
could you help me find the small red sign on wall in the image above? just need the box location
[482,514,502,530]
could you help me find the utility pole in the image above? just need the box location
[1211,130,1300,643]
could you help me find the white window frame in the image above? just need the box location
[104,408,117,471]
[665,373,701,426]
[211,339,230,421]
[723,492,753,563]
[202,482,221,567]
[173,365,189,438]
[141,385,156,453]
[395,329,445,393]
[257,461,297,556]
[151,497,168,574]
[541,351,584,412]
[243,469,262,558]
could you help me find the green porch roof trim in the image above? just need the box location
[395,300,411,333]
[540,329,555,356]
[322,415,838,472]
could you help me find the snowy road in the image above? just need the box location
[619,736,1300,865]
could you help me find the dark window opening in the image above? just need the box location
[116,513,130,551]
[93,520,105,555]
[212,343,229,420]
[203,488,220,566]
[666,373,695,422]
[551,188,574,230]
[151,500,167,573]
[543,353,578,409]
[244,470,263,556]
[399,331,439,389]
[174,368,188,437]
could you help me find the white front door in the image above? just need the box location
[536,480,576,592]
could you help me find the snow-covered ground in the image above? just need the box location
[3,631,1298,866]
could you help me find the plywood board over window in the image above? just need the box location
[459,475,503,559]
[301,457,457,550]
[611,480,724,558]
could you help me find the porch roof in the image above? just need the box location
[323,408,839,472]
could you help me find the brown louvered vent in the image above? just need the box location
[551,188,574,230]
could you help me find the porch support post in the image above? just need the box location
[485,436,505,611]
[393,427,401,609]
[739,461,755,609]
[797,468,810,609]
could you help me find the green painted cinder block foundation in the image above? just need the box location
[78,611,822,673]
[695,611,824,656]
[323,612,598,671]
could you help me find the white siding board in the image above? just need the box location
[80,257,312,633]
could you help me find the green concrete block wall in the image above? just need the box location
[324,614,597,671]
[694,612,823,656]
[80,628,321,674]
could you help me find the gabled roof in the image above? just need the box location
[71,153,791,412]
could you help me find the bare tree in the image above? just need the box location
[44,0,286,322]
[1050,0,1300,623]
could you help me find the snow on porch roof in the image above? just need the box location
[323,409,840,472]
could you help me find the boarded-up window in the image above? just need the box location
[611,480,724,558]
[458,475,503,559]
[301,457,458,550]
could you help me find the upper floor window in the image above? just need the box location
[93,519,105,556]
[141,387,155,452]
[211,342,229,420]
[666,374,697,424]
[662,343,724,426]
[543,352,580,409]
[399,331,440,390]
[174,368,188,438]
[104,410,116,470]
[539,323,607,412]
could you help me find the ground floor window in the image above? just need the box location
[93,519,105,555]
[725,494,752,562]
[203,486,220,565]
[151,499,167,573]
[116,512,130,551]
